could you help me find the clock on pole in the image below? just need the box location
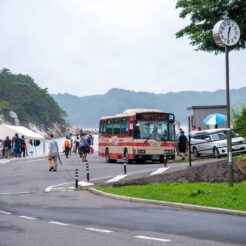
[213,17,241,186]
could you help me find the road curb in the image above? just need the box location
[0,155,47,164]
[88,187,246,217]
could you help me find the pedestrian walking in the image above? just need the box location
[20,135,27,157]
[178,131,188,160]
[74,134,80,154]
[48,133,59,172]
[79,132,89,162]
[0,140,3,158]
[87,131,94,154]
[3,136,12,159]
[175,128,182,156]
[13,133,21,157]
[63,136,70,158]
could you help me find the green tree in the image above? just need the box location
[232,105,246,137]
[176,0,246,53]
[0,68,67,129]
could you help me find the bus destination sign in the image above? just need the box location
[137,113,174,121]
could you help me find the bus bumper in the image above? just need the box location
[134,154,175,161]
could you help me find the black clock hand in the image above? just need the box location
[227,26,231,40]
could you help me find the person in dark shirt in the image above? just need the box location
[20,135,27,157]
[13,133,21,157]
[178,131,188,160]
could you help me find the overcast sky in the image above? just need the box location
[0,0,245,97]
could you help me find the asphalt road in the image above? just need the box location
[0,153,246,246]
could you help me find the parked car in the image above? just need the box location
[190,128,246,158]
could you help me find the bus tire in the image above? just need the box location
[105,149,116,163]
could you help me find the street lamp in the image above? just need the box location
[213,17,241,186]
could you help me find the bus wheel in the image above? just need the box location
[105,149,116,163]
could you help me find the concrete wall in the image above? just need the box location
[188,106,227,130]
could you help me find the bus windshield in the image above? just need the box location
[134,121,174,141]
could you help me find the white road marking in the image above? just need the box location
[45,182,73,192]
[0,210,12,215]
[78,181,94,186]
[150,167,169,176]
[106,174,128,183]
[19,215,36,220]
[48,221,70,226]
[85,227,113,233]
[91,175,113,181]
[135,235,171,242]
[0,192,30,195]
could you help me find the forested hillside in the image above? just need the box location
[53,87,246,128]
[0,68,66,130]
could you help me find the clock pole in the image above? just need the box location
[213,16,240,187]
[225,45,233,186]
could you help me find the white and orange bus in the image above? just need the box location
[98,109,176,163]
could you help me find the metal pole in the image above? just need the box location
[188,134,192,167]
[75,168,78,189]
[86,162,90,181]
[225,46,233,186]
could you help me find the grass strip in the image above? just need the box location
[97,183,246,211]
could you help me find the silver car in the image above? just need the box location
[190,128,246,158]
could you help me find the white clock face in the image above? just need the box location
[214,19,240,47]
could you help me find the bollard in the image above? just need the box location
[123,158,127,174]
[75,168,78,189]
[164,154,167,167]
[86,162,90,181]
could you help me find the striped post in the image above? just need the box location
[123,158,127,174]
[164,154,167,167]
[75,169,78,189]
[86,162,90,181]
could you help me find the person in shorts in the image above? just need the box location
[48,133,59,171]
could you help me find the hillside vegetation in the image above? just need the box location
[53,87,246,128]
[0,68,66,129]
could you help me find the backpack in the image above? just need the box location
[64,139,70,148]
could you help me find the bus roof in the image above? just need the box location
[100,108,166,120]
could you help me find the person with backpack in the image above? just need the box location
[63,136,71,158]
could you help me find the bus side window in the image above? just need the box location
[99,121,106,135]
[120,118,128,135]
[106,120,114,135]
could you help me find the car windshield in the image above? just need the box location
[210,130,238,141]
[134,121,174,141]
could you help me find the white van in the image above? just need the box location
[190,128,246,158]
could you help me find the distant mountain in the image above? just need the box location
[52,87,246,128]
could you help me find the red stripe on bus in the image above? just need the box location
[99,142,151,147]
[160,142,175,147]
[98,152,134,159]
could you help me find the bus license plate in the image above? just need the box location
[152,155,159,160]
